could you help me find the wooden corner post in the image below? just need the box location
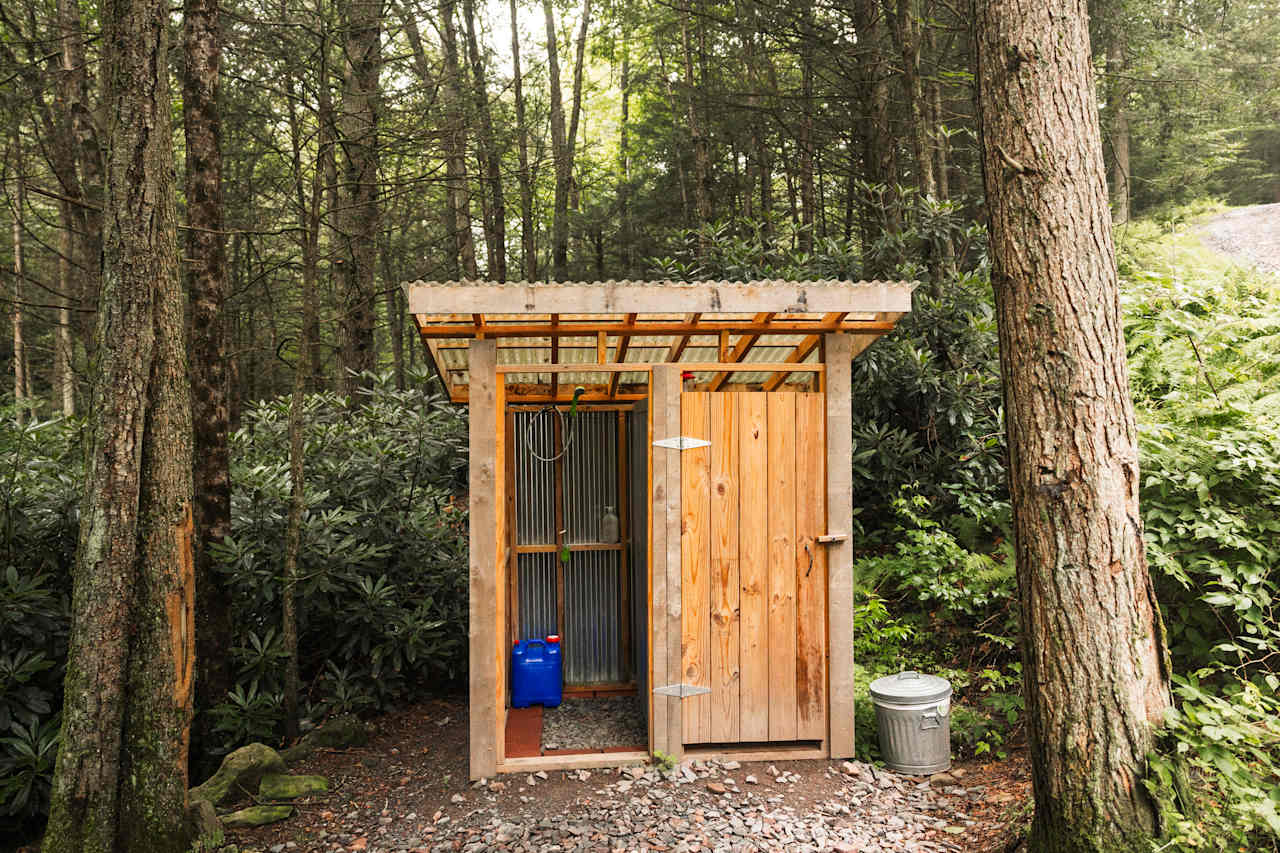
[650,364,684,761]
[469,339,500,780]
[824,333,855,759]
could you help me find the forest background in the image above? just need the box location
[1,0,1279,848]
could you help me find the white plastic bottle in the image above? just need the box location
[600,505,619,544]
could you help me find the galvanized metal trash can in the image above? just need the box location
[869,671,952,774]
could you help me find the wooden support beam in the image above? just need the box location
[709,312,772,391]
[468,340,499,780]
[652,365,685,760]
[666,313,699,362]
[497,362,824,375]
[406,279,916,316]
[824,334,855,759]
[608,314,638,399]
[597,330,609,364]
[414,318,894,340]
[550,315,560,399]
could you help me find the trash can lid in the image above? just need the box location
[869,671,952,704]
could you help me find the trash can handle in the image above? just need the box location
[921,712,942,730]
[898,671,920,680]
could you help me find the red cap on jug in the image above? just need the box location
[546,634,560,643]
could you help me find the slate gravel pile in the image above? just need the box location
[542,696,647,751]
[310,760,994,853]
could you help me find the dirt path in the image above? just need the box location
[224,696,1032,853]
[1196,203,1280,273]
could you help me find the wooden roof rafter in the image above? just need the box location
[709,312,773,391]
[608,313,639,399]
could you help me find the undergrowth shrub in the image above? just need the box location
[0,412,78,835]
[209,373,468,751]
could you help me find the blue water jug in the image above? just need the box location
[511,636,563,708]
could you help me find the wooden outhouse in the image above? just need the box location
[405,279,915,779]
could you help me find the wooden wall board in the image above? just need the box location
[709,394,741,743]
[795,392,827,741]
[766,394,798,742]
[680,392,712,744]
[647,371,668,756]
[736,394,770,742]
[468,340,499,780]
[659,367,684,759]
[824,334,856,758]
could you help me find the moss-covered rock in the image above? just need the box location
[185,796,223,846]
[258,773,330,800]
[189,743,288,806]
[222,804,294,827]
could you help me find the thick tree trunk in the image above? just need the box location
[973,0,1171,849]
[337,0,381,392]
[183,0,234,772]
[462,0,506,280]
[510,0,536,279]
[435,0,478,279]
[43,0,194,844]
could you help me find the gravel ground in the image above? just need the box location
[225,699,1033,853]
[1196,203,1280,274]
[543,696,647,751]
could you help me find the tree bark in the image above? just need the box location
[183,0,234,772]
[56,206,76,415]
[462,0,506,281]
[337,0,382,392]
[509,0,536,280]
[618,31,632,275]
[679,1,711,244]
[435,0,478,279]
[973,0,1171,848]
[544,0,590,279]
[43,0,194,844]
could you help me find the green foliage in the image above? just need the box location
[0,413,76,831]
[209,374,469,751]
[1147,676,1280,850]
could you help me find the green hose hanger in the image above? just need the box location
[569,386,586,416]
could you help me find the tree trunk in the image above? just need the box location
[510,0,536,280]
[183,0,234,773]
[462,0,506,281]
[10,173,28,425]
[43,0,194,843]
[57,0,105,344]
[852,0,901,277]
[973,1,1171,849]
[884,0,936,198]
[796,1,817,254]
[435,0,478,279]
[56,206,76,415]
[680,1,711,244]
[1108,41,1131,224]
[544,0,590,279]
[618,32,632,275]
[337,0,381,392]
[312,11,338,390]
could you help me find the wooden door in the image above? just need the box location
[679,391,827,746]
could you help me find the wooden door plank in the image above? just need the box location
[795,392,827,741]
[680,391,712,744]
[737,393,769,742]
[709,394,741,743]
[495,380,509,763]
[766,393,798,742]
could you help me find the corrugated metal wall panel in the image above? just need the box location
[513,411,556,545]
[563,412,619,544]
[629,405,649,710]
[563,550,624,684]
[517,553,558,641]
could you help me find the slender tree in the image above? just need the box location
[336,0,382,391]
[510,0,536,279]
[463,0,506,280]
[43,0,195,843]
[435,0,478,278]
[974,0,1172,848]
